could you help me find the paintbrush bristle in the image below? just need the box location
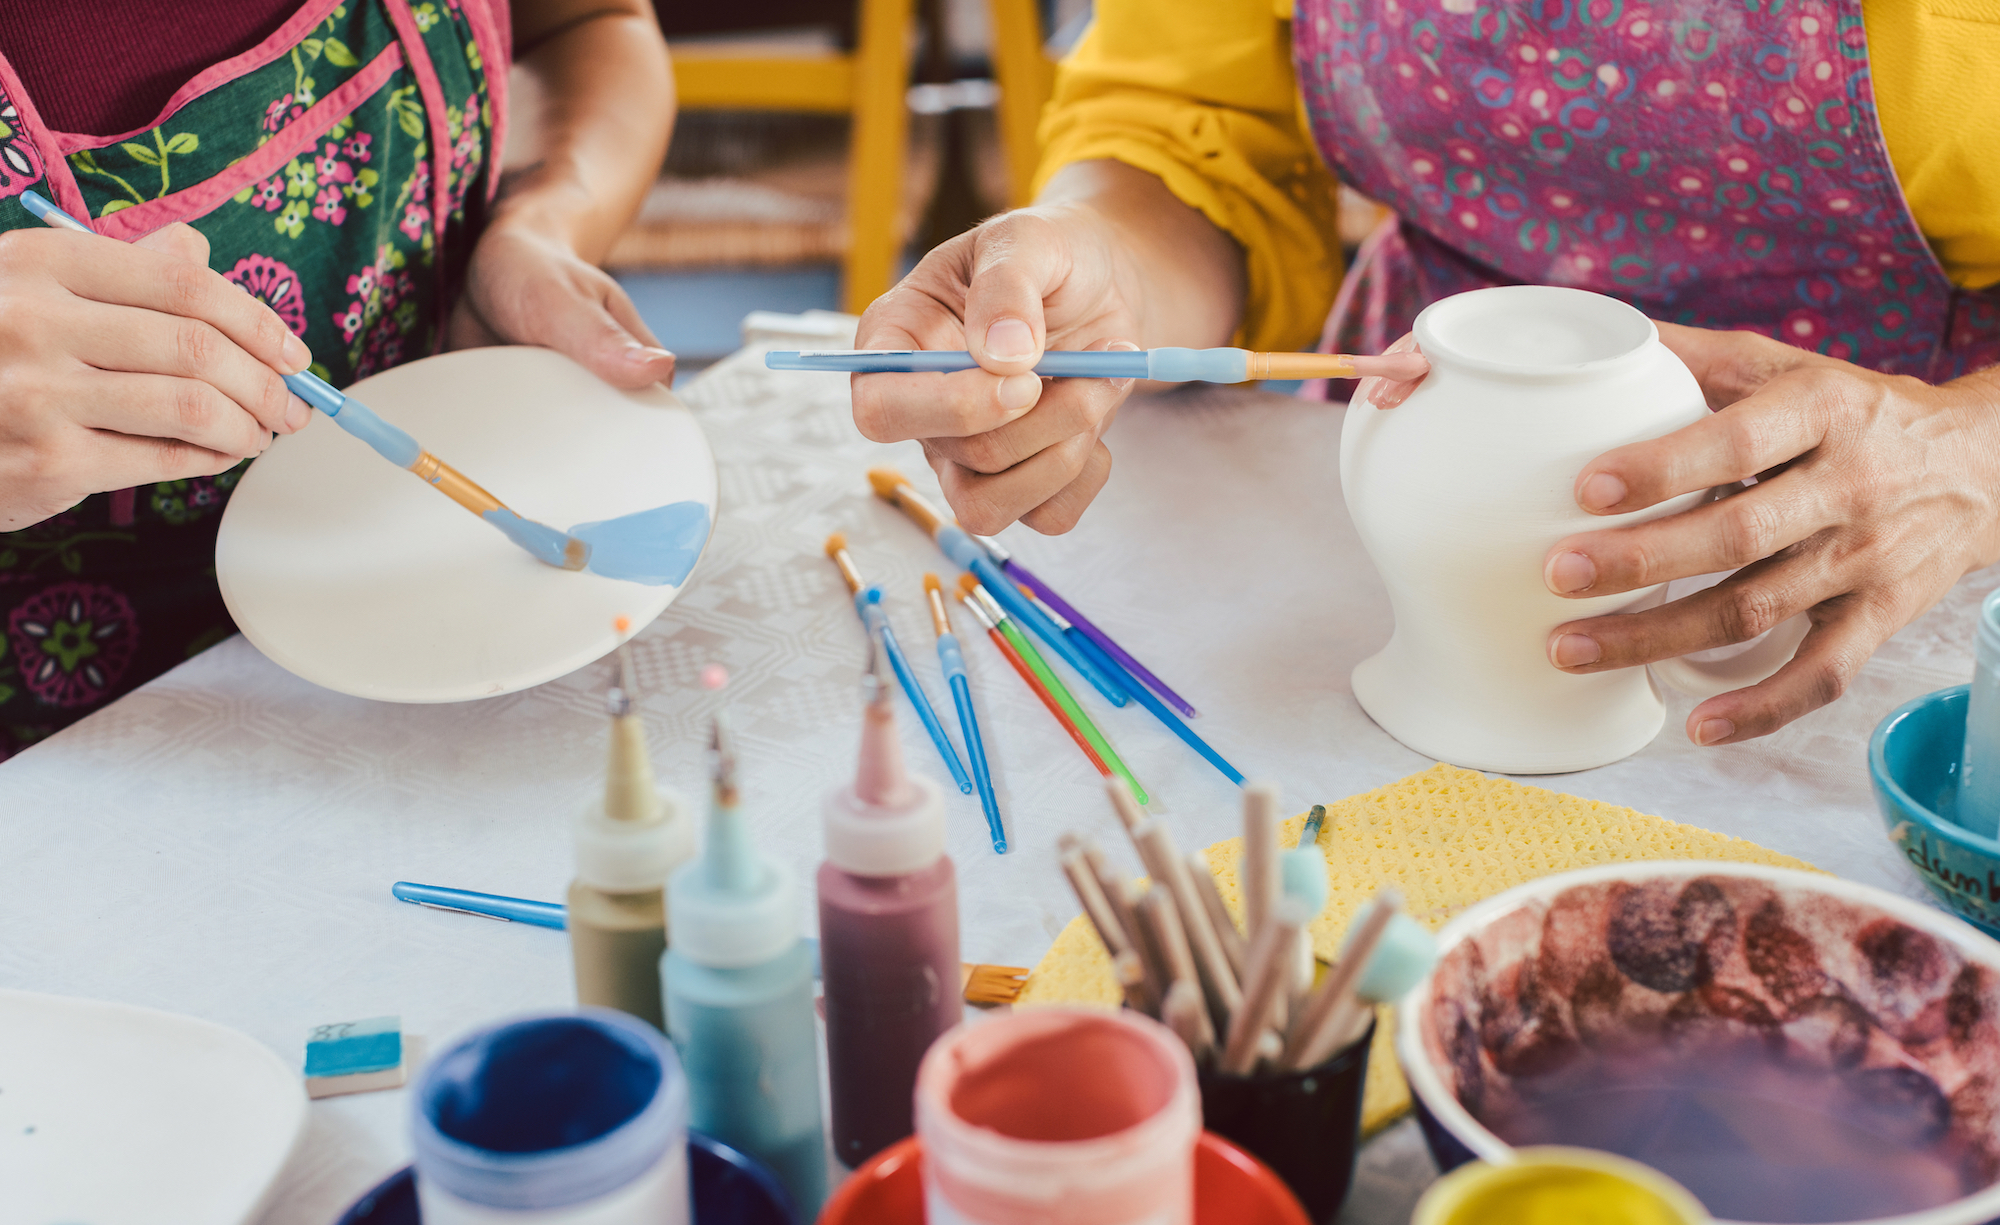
[867,468,906,500]
[824,531,848,557]
[960,961,1031,1007]
[561,536,589,571]
[923,572,942,594]
[956,572,980,595]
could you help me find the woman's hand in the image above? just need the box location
[447,221,676,390]
[449,0,674,389]
[0,222,311,532]
[1543,323,2000,744]
[851,159,1245,535]
[852,204,1142,535]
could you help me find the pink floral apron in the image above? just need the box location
[0,0,506,758]
[1294,0,2000,391]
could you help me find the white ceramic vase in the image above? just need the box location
[1340,286,1807,774]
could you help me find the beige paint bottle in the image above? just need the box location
[568,649,694,1030]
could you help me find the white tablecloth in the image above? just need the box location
[3,314,1992,1225]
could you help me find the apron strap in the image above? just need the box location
[380,0,454,255]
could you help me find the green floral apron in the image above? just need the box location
[0,0,506,758]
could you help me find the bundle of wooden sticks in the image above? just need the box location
[1060,779,1403,1076]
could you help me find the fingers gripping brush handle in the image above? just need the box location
[21,192,587,573]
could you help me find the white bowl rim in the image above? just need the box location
[1393,859,2000,1225]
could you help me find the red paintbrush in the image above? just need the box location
[954,581,1112,777]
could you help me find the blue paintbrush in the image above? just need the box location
[21,189,589,571]
[825,533,974,794]
[391,881,567,928]
[767,347,1429,382]
[925,573,1005,852]
[867,470,1128,707]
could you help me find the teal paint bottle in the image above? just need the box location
[661,703,827,1216]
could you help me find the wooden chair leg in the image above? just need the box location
[988,0,1053,210]
[843,0,915,315]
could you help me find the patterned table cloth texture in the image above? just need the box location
[0,311,1992,1224]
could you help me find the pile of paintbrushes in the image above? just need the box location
[1061,780,1435,1076]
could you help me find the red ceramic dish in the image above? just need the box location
[817,1130,1310,1225]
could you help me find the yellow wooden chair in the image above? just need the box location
[668,0,916,314]
[987,0,1059,209]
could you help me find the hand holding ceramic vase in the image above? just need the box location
[1340,286,1809,774]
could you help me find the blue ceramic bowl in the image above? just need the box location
[1869,685,2000,938]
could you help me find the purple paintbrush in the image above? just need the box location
[975,537,1200,719]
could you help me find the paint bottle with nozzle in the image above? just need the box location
[915,1008,1201,1225]
[568,629,695,1031]
[818,635,960,1168]
[660,678,827,1215]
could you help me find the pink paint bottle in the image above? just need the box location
[817,663,960,1168]
[916,1008,1201,1225]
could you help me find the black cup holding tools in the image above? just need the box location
[1196,1017,1374,1224]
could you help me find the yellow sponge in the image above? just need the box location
[1017,763,1820,1135]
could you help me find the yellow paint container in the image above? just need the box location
[1413,1147,1709,1225]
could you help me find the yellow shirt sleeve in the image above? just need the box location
[1034,0,1341,353]
[1865,0,2000,290]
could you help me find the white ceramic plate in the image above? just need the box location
[217,347,717,702]
[0,990,306,1225]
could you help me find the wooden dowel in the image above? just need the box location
[1187,850,1246,978]
[1281,892,1398,1070]
[1134,821,1242,1024]
[1161,977,1215,1064]
[1058,838,1129,956]
[1241,781,1280,946]
[1113,948,1158,1016]
[1220,897,1307,1074]
[1119,878,1171,1010]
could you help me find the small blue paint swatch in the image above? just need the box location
[571,501,711,586]
[306,1015,402,1076]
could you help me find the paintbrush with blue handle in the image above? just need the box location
[767,346,1429,382]
[21,190,589,571]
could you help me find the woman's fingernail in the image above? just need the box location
[998,372,1042,413]
[1550,633,1601,667]
[629,345,675,364]
[1546,550,1596,594]
[985,318,1035,362]
[281,332,311,374]
[284,398,309,432]
[1579,472,1628,511]
[1106,339,1140,389]
[1695,717,1736,746]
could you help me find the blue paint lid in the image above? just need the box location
[411,1009,688,1210]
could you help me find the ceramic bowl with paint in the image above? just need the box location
[1397,862,2000,1225]
[1871,685,2000,938]
[1411,1146,1710,1225]
[1340,286,1808,774]
[1196,1018,1372,1224]
[411,1009,691,1225]
[914,1007,1202,1225]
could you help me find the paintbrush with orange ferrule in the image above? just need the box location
[825,533,973,794]
[767,346,1430,382]
[956,573,1149,805]
[867,470,1130,708]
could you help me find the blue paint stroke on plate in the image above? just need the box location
[570,501,711,586]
